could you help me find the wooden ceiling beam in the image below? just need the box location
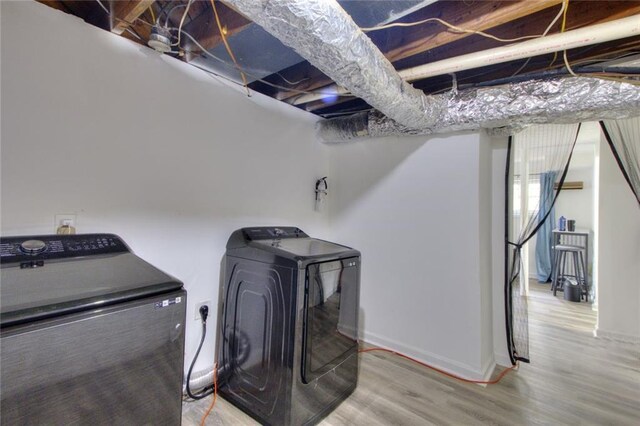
[111,0,155,35]
[266,0,563,101]
[393,1,640,72]
[378,0,564,65]
[291,0,640,109]
[38,0,111,30]
[38,1,72,14]
[183,2,252,62]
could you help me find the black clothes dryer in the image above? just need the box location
[217,227,360,426]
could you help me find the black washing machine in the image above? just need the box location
[216,227,360,425]
[0,234,186,425]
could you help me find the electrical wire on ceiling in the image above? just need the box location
[548,0,570,69]
[88,0,321,96]
[543,1,640,85]
[209,0,250,96]
[94,0,144,40]
[93,0,639,109]
[155,2,173,25]
[360,2,565,44]
[560,0,578,77]
[318,108,374,118]
[95,0,108,14]
[176,28,354,97]
[165,3,188,27]
[148,4,156,25]
[463,66,640,90]
[572,52,640,67]
[94,0,152,28]
[275,73,310,86]
[511,0,568,77]
[172,0,193,47]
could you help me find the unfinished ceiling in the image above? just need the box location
[39,1,640,126]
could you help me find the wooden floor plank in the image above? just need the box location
[183,283,640,425]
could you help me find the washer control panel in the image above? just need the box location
[1,234,128,265]
[244,227,308,240]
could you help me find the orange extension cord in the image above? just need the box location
[199,348,516,424]
[199,363,218,426]
[359,347,518,385]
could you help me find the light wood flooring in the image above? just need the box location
[183,282,640,425]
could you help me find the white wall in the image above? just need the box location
[1,0,506,381]
[490,136,511,366]
[328,131,495,379]
[478,131,494,370]
[555,169,595,230]
[596,134,640,343]
[0,1,330,374]
[555,121,599,236]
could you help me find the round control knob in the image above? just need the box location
[20,240,47,255]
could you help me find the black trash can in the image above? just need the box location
[563,278,582,302]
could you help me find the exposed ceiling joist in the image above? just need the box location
[380,0,564,65]
[38,1,71,13]
[183,2,252,62]
[287,0,640,109]
[267,0,563,101]
[111,0,155,35]
[36,0,640,124]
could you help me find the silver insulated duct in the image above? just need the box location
[317,77,640,142]
[223,1,640,142]
[222,0,441,130]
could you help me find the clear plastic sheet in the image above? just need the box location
[318,77,640,142]
[225,0,440,130]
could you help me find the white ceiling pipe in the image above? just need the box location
[399,14,640,82]
[292,14,640,106]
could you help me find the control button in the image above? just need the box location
[20,240,47,255]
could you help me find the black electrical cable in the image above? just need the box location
[461,66,640,90]
[185,306,214,400]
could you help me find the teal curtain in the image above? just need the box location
[535,171,557,282]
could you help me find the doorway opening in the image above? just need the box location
[511,123,599,335]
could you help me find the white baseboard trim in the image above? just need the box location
[361,330,493,382]
[477,355,497,388]
[593,328,640,345]
[494,352,513,368]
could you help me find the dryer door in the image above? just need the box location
[302,257,359,384]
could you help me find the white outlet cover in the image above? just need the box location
[54,214,77,230]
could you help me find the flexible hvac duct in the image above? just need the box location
[317,77,640,142]
[223,1,640,142]
[293,14,640,106]
[222,0,442,130]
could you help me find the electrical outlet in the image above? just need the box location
[195,300,212,320]
[54,214,77,233]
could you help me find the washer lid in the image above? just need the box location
[253,237,357,258]
[0,252,182,327]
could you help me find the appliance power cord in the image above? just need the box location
[185,306,215,400]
